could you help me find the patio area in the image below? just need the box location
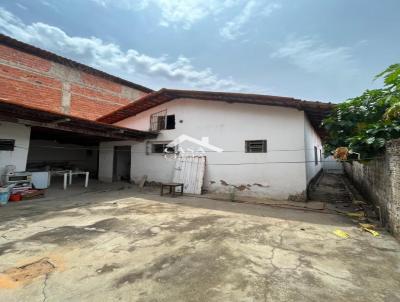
[0,183,399,301]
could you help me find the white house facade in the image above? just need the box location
[98,90,332,201]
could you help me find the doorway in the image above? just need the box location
[113,146,131,182]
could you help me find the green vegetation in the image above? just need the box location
[323,63,400,159]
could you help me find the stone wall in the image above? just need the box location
[344,139,400,238]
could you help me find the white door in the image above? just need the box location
[173,156,206,194]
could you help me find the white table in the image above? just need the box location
[68,171,89,189]
[49,170,72,190]
[49,170,89,190]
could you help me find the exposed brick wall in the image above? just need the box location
[0,44,148,120]
[344,139,400,239]
[0,45,52,72]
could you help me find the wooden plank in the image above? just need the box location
[173,156,205,194]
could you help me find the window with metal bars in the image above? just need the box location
[146,142,176,155]
[245,140,267,153]
[0,139,15,151]
[149,110,175,131]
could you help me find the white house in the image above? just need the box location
[98,89,333,201]
[0,36,333,200]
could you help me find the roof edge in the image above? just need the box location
[97,88,334,123]
[97,89,167,122]
[0,97,157,138]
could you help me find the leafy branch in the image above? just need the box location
[323,63,400,159]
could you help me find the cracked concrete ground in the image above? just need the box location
[0,183,399,302]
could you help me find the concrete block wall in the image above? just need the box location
[0,45,148,120]
[344,139,400,238]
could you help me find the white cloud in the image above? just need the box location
[270,36,357,75]
[90,0,281,40]
[91,0,281,34]
[91,0,150,11]
[40,0,60,12]
[0,7,254,92]
[16,3,27,10]
[91,0,240,30]
[220,1,280,40]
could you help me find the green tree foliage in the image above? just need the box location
[323,63,400,159]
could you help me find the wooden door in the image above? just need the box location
[173,156,206,194]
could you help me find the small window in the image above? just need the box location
[149,110,175,131]
[166,115,175,129]
[0,139,15,151]
[319,149,322,163]
[151,143,175,154]
[314,146,318,165]
[245,140,267,153]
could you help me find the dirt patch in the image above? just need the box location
[191,228,233,242]
[176,215,224,232]
[25,226,101,245]
[0,242,15,256]
[116,256,178,286]
[96,263,120,274]
[0,258,56,289]
[24,218,123,245]
[115,244,233,290]
[233,185,249,191]
[89,218,125,231]
[220,180,229,186]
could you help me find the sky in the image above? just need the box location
[0,0,399,103]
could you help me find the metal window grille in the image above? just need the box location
[0,139,15,151]
[150,110,167,131]
[146,141,176,154]
[245,140,267,153]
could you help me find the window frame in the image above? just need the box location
[149,110,175,131]
[245,140,267,153]
[146,141,177,155]
[0,139,15,151]
[166,114,175,130]
[314,146,318,165]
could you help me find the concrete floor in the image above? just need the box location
[0,182,399,302]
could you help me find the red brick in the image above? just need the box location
[71,84,131,106]
[0,44,147,120]
[0,77,61,111]
[0,45,52,72]
[70,95,122,120]
[0,64,62,89]
[81,72,122,94]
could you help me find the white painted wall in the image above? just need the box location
[100,98,312,200]
[0,122,31,178]
[99,140,136,183]
[304,114,323,184]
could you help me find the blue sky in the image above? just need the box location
[0,0,399,102]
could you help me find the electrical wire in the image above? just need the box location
[12,145,384,165]
[15,144,319,152]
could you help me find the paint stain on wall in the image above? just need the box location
[220,180,229,186]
